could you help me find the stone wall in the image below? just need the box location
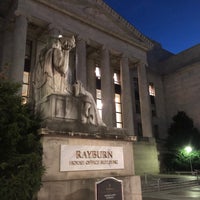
[158,44,200,74]
[133,139,159,175]
[163,62,200,130]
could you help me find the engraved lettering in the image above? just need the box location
[76,150,113,159]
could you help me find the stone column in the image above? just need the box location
[10,13,28,83]
[138,62,153,137]
[120,56,135,135]
[101,47,114,127]
[87,56,96,98]
[76,37,87,88]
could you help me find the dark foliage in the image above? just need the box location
[0,80,44,200]
[164,111,200,171]
[166,111,200,149]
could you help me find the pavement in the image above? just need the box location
[142,185,200,200]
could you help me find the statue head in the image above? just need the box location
[52,38,62,50]
[62,36,75,50]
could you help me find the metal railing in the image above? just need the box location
[143,171,200,193]
[194,169,200,181]
[144,173,161,191]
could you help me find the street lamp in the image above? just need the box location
[185,146,193,173]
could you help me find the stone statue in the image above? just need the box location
[33,36,75,101]
[33,35,106,127]
[73,80,106,127]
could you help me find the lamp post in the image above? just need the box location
[185,146,193,173]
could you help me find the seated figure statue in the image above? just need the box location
[33,36,75,102]
[73,81,106,127]
[32,34,106,128]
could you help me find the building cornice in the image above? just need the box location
[34,0,153,51]
[97,0,153,49]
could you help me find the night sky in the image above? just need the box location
[103,0,200,54]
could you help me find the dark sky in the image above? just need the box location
[103,0,200,54]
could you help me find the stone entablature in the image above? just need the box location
[28,0,153,51]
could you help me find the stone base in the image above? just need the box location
[36,94,131,138]
[37,132,142,200]
[36,94,129,136]
[38,176,142,200]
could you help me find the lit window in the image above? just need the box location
[115,93,120,103]
[115,103,121,113]
[115,88,122,128]
[22,40,32,104]
[113,72,120,85]
[22,72,30,104]
[95,66,101,79]
[96,89,102,117]
[114,71,122,128]
[149,83,155,96]
[149,82,156,116]
[95,65,102,117]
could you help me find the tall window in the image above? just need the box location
[22,40,32,104]
[95,66,102,117]
[22,72,30,104]
[96,89,102,118]
[149,82,156,116]
[114,72,122,128]
[133,77,140,114]
[149,82,155,96]
[95,66,101,80]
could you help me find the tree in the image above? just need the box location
[0,80,44,200]
[164,111,200,171]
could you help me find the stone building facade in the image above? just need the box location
[0,0,200,181]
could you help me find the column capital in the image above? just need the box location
[137,61,148,67]
[76,36,86,47]
[101,44,109,51]
[120,55,129,63]
[75,35,86,42]
[101,46,109,62]
[14,10,29,22]
[120,53,129,59]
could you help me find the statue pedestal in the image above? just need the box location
[36,93,83,123]
[36,94,142,200]
[36,94,128,135]
[37,130,142,200]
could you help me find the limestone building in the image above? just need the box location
[1,0,200,179]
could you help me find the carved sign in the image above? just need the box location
[95,177,124,200]
[60,145,124,171]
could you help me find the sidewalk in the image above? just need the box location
[143,185,200,200]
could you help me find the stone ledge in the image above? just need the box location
[39,125,136,142]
